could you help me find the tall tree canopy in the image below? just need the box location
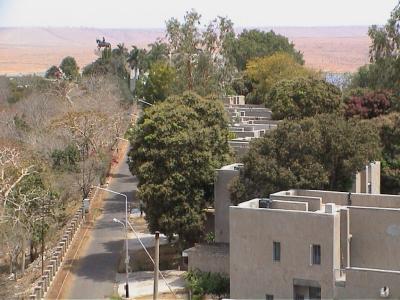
[351,2,400,91]
[138,61,176,103]
[245,52,314,104]
[229,29,304,71]
[166,10,236,95]
[230,114,381,204]
[128,93,231,244]
[376,113,400,194]
[267,77,342,120]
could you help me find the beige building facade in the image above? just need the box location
[352,161,381,194]
[230,190,400,299]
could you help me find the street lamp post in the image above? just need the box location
[94,186,129,298]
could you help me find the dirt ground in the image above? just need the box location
[0,27,371,75]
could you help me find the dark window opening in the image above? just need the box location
[312,244,321,265]
[273,241,281,261]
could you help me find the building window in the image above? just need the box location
[311,244,321,265]
[273,241,280,262]
[309,287,321,299]
[266,294,274,300]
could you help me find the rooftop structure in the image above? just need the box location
[230,189,400,299]
[223,98,277,158]
[223,95,245,106]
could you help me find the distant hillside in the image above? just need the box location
[0,26,371,75]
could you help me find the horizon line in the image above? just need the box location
[0,24,377,30]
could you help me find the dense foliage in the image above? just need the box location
[376,113,400,194]
[346,2,400,194]
[351,2,400,92]
[128,93,231,244]
[186,269,229,299]
[267,77,342,119]
[230,114,381,204]
[138,61,176,103]
[344,89,392,119]
[228,29,304,71]
[244,53,313,104]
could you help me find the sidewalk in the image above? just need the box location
[116,270,186,299]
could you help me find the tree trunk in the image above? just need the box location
[21,238,26,274]
[30,241,35,262]
[187,58,193,90]
[130,68,137,94]
[9,254,13,275]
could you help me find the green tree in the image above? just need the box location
[141,61,176,103]
[350,2,400,91]
[59,56,79,81]
[82,45,129,79]
[230,114,381,204]
[376,113,400,194]
[45,65,61,79]
[166,10,235,95]
[128,93,231,244]
[228,29,304,71]
[267,77,342,120]
[245,53,315,104]
[112,43,128,57]
[127,46,148,94]
[146,40,170,64]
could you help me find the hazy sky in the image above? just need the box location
[0,0,398,28]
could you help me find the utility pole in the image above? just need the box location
[153,231,160,300]
[125,217,130,299]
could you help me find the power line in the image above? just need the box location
[125,219,177,298]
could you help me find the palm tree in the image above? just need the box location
[127,46,148,94]
[147,40,169,63]
[114,43,128,57]
[127,46,140,94]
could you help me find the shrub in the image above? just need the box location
[186,269,229,299]
[51,145,80,171]
[7,80,32,103]
[14,114,30,131]
[60,56,80,81]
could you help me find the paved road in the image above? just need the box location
[65,150,138,299]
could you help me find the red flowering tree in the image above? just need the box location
[345,89,391,119]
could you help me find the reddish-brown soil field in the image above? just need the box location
[0,27,371,75]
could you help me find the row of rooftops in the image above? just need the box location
[238,189,400,214]
[223,96,277,157]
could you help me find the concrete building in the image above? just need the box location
[183,164,242,275]
[226,105,273,125]
[352,161,381,194]
[224,95,245,106]
[224,100,277,158]
[214,164,242,244]
[231,190,400,299]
